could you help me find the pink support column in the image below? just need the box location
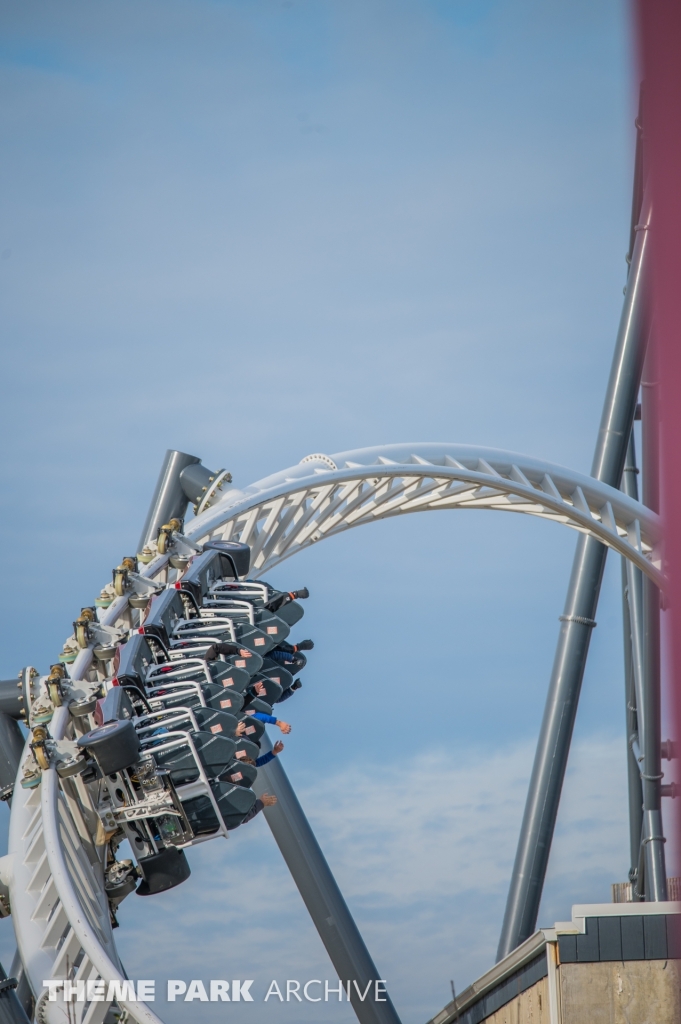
[636,0,681,892]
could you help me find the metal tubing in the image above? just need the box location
[640,344,667,899]
[178,462,215,505]
[0,715,25,803]
[254,735,402,1024]
[497,534,607,957]
[8,952,33,1022]
[626,89,644,272]
[496,196,651,960]
[0,682,22,721]
[621,580,643,892]
[0,961,30,1024]
[621,433,644,893]
[625,556,646,743]
[642,569,667,898]
[137,450,201,553]
[591,199,650,485]
[635,816,646,901]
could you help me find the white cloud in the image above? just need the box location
[299,733,630,908]
[109,734,630,1024]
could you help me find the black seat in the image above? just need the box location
[206,687,245,716]
[179,549,229,600]
[141,589,198,648]
[146,705,241,739]
[136,847,191,896]
[273,600,305,627]
[236,714,265,744]
[190,708,259,762]
[253,609,290,645]
[146,676,222,713]
[179,546,246,603]
[171,612,278,658]
[263,648,307,674]
[212,648,263,676]
[219,759,258,788]
[173,614,237,644]
[202,540,251,577]
[165,639,264,679]
[208,580,268,608]
[247,673,283,705]
[96,685,135,724]
[143,705,260,759]
[77,719,140,775]
[193,707,242,735]
[149,675,253,719]
[230,622,278,656]
[116,634,160,690]
[145,656,249,695]
[259,662,295,689]
[182,782,257,834]
[232,736,260,762]
[241,695,273,716]
[209,661,251,693]
[262,587,307,627]
[149,731,238,786]
[146,658,213,689]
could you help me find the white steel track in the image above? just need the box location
[187,444,662,584]
[7,442,661,1023]
[9,626,169,1021]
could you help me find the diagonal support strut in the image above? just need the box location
[496,191,654,960]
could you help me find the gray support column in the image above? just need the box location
[0,962,30,1023]
[8,953,32,1023]
[640,346,667,899]
[625,554,646,745]
[496,197,651,960]
[0,681,22,720]
[254,736,402,1024]
[137,450,228,551]
[137,450,201,553]
[641,573,666,899]
[621,434,644,894]
[621,567,644,889]
[0,715,24,804]
[0,680,25,804]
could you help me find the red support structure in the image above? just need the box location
[635,0,681,890]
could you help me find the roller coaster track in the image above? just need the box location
[5,443,661,1024]
[190,444,661,583]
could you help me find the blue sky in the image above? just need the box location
[2,2,675,1022]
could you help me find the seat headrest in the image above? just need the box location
[116,633,157,688]
[182,545,249,599]
[203,540,250,578]
[142,589,186,645]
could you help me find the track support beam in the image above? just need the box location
[254,735,402,1024]
[640,342,667,900]
[137,449,201,553]
[497,194,652,960]
[621,432,644,896]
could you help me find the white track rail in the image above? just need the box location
[8,442,661,1022]
[9,603,169,1022]
[187,444,662,584]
